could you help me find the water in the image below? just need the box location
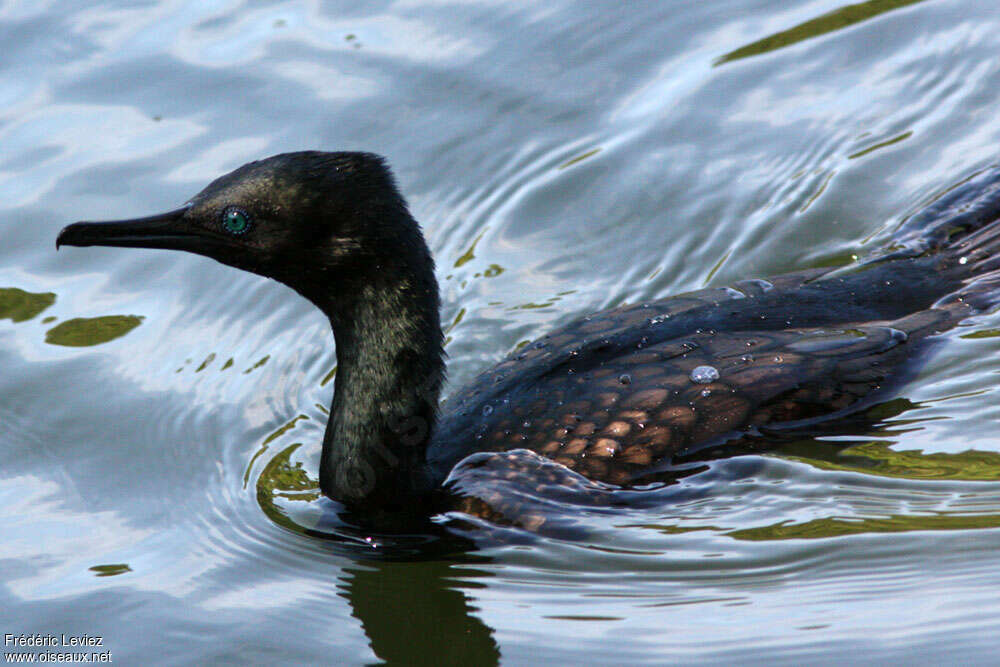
[4,0,1000,663]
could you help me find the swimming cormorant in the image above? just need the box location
[56,152,1000,521]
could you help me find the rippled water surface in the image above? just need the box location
[5,0,1000,664]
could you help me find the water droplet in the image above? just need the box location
[522,420,532,428]
[700,388,712,397]
[648,314,670,325]
[960,256,969,265]
[690,365,720,383]
[482,404,494,416]
[618,373,632,385]
[743,278,774,292]
[740,354,753,364]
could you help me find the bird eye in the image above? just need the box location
[222,207,251,235]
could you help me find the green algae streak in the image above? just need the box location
[716,0,926,65]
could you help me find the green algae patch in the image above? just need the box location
[89,563,132,577]
[195,352,216,372]
[0,287,56,322]
[256,443,320,535]
[454,231,484,268]
[258,443,318,504]
[243,355,270,374]
[45,315,143,347]
[244,414,312,487]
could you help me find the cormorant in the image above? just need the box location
[56,152,1000,522]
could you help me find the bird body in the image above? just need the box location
[57,152,1000,522]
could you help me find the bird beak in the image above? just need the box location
[56,205,198,252]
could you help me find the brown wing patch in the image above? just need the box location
[452,322,918,486]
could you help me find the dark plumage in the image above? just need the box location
[56,152,1000,524]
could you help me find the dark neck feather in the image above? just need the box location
[298,209,445,512]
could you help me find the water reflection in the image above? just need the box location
[341,559,499,665]
[242,384,1000,661]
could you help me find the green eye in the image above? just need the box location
[222,207,251,235]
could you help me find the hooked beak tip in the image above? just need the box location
[56,221,96,250]
[55,224,74,250]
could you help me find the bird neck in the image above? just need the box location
[311,241,445,512]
